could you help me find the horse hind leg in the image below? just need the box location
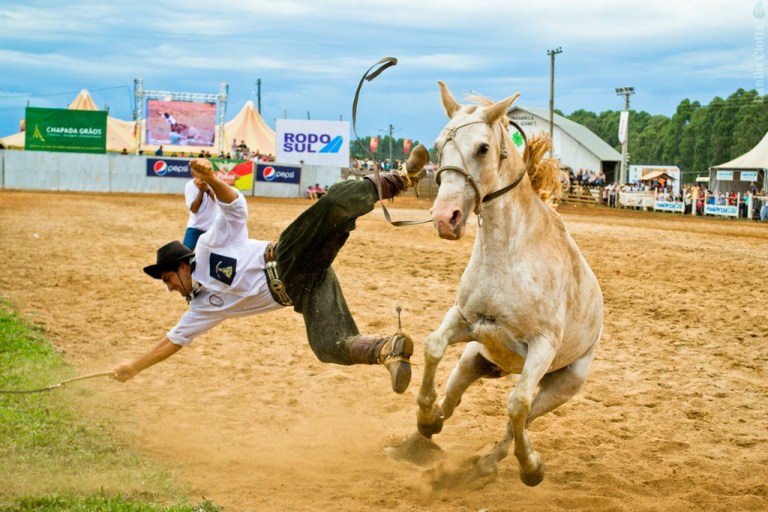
[440,342,507,420]
[526,347,596,426]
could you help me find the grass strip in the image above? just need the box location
[0,301,221,512]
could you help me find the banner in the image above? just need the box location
[740,171,758,181]
[256,163,301,184]
[704,204,738,217]
[618,110,629,144]
[403,138,412,155]
[716,170,733,181]
[25,107,107,153]
[654,200,685,213]
[618,190,654,207]
[146,158,192,178]
[146,99,216,147]
[275,119,350,166]
[211,159,253,191]
[370,136,379,153]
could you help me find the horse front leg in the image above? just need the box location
[507,335,556,486]
[417,305,470,438]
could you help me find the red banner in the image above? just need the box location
[403,138,412,155]
[370,136,379,153]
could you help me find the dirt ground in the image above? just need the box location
[1,190,767,512]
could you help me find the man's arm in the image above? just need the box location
[190,159,237,204]
[189,186,206,213]
[112,336,182,382]
[189,178,212,213]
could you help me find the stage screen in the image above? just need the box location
[146,99,216,147]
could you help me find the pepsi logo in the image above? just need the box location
[262,166,276,181]
[153,160,168,176]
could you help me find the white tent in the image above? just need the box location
[712,131,768,170]
[710,131,768,193]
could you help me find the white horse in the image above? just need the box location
[408,82,603,488]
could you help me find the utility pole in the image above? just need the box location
[256,79,261,114]
[615,86,635,184]
[547,47,562,155]
[379,123,400,164]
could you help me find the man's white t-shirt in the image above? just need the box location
[168,192,283,346]
[184,179,217,231]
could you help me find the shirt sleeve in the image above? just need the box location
[203,191,248,248]
[166,308,225,347]
[184,180,198,210]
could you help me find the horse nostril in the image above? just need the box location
[450,210,462,227]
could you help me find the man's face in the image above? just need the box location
[160,262,192,298]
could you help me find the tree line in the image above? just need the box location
[352,88,767,180]
[565,88,768,181]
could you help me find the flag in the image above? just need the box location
[370,136,379,153]
[618,111,629,144]
[403,138,412,155]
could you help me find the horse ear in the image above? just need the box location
[483,93,521,124]
[438,81,461,118]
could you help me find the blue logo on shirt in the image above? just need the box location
[210,253,236,286]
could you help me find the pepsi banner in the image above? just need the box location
[146,158,192,178]
[256,163,301,184]
[276,119,349,167]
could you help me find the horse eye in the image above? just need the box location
[478,143,490,156]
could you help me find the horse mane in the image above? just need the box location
[467,94,562,207]
[522,133,562,206]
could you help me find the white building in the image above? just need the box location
[507,106,621,182]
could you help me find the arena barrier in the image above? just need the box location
[0,149,340,198]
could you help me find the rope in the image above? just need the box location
[0,371,114,394]
[351,57,431,227]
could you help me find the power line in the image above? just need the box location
[0,85,129,99]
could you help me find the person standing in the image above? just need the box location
[112,145,430,394]
[183,177,216,250]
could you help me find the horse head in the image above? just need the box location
[430,81,525,240]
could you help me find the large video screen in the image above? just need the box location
[146,99,216,147]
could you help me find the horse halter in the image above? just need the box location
[435,119,527,218]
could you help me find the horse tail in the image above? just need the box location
[523,133,562,206]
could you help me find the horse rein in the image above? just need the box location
[351,57,529,225]
[435,118,528,218]
[351,57,431,226]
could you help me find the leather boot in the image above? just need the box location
[364,144,430,199]
[364,172,408,200]
[403,143,430,187]
[348,333,413,394]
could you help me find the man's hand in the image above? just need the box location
[190,158,214,181]
[193,177,209,191]
[111,361,138,382]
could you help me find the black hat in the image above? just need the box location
[143,241,195,279]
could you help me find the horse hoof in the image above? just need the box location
[520,460,545,487]
[417,416,444,439]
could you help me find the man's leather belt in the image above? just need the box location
[264,242,293,306]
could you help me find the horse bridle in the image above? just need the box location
[435,119,528,218]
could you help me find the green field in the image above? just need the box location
[0,301,221,512]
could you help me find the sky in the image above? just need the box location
[0,0,765,150]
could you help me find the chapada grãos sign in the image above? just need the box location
[24,107,107,154]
